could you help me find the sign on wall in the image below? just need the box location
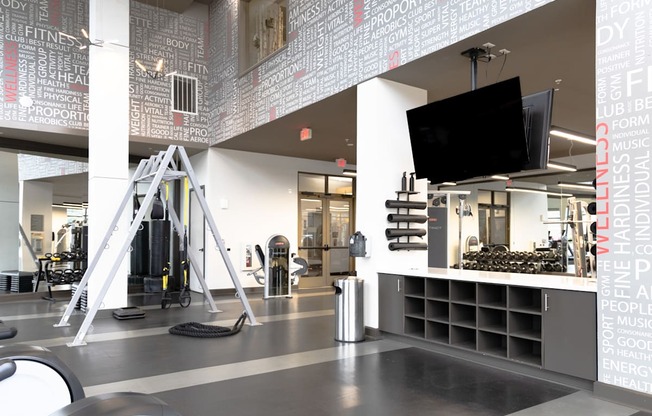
[596,0,652,395]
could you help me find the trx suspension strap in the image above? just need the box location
[160,182,172,309]
[179,176,191,308]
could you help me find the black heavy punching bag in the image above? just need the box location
[130,221,150,276]
[150,220,170,277]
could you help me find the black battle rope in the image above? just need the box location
[168,312,248,338]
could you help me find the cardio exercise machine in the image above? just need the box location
[0,321,180,415]
[250,234,308,299]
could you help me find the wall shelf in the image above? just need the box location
[385,176,427,251]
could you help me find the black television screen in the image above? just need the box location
[407,77,530,184]
[521,88,554,171]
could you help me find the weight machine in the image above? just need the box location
[54,145,260,347]
[249,234,308,299]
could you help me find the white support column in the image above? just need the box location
[0,152,19,272]
[355,78,427,329]
[86,0,130,309]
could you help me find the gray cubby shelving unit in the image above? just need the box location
[378,273,597,380]
[399,276,544,365]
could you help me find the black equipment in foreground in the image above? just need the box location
[169,311,248,338]
[0,320,181,415]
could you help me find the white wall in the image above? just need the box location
[19,180,53,271]
[195,148,346,290]
[0,152,19,271]
[356,78,428,329]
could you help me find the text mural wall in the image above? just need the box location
[129,1,209,143]
[0,0,208,144]
[208,0,554,145]
[0,0,89,132]
[596,0,652,395]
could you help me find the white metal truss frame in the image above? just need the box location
[54,145,260,346]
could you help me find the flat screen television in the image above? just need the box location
[521,88,554,171]
[407,76,530,184]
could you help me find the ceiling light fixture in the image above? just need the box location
[550,128,596,146]
[557,182,596,191]
[135,58,166,79]
[441,182,457,186]
[506,186,572,197]
[547,161,578,172]
[491,175,510,180]
[342,169,357,177]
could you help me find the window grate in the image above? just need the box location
[171,74,198,115]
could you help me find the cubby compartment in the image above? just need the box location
[509,336,542,366]
[451,325,476,350]
[405,296,425,318]
[450,303,476,328]
[404,316,425,338]
[477,284,507,308]
[478,307,507,334]
[509,286,541,313]
[509,311,541,340]
[426,279,449,300]
[426,299,449,322]
[450,281,476,304]
[426,321,449,343]
[478,330,507,357]
[404,276,425,297]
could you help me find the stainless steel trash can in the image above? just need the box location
[334,276,364,342]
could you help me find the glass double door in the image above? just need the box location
[298,196,352,288]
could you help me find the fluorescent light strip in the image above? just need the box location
[441,182,457,186]
[491,175,510,180]
[547,161,577,172]
[558,182,596,191]
[342,169,357,177]
[506,187,572,197]
[550,129,597,146]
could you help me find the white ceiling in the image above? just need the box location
[6,0,596,200]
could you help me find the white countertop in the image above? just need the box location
[381,267,597,292]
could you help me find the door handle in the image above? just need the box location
[397,279,401,292]
[544,293,549,311]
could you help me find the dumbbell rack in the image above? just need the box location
[460,250,564,274]
[37,251,87,301]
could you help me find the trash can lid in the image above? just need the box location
[334,276,363,287]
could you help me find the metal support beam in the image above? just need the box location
[166,199,221,313]
[176,147,260,326]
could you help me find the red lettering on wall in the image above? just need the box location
[3,41,18,102]
[389,50,400,69]
[50,0,62,27]
[595,122,610,253]
[353,0,364,28]
[173,112,184,126]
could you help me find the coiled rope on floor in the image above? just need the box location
[168,312,248,338]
